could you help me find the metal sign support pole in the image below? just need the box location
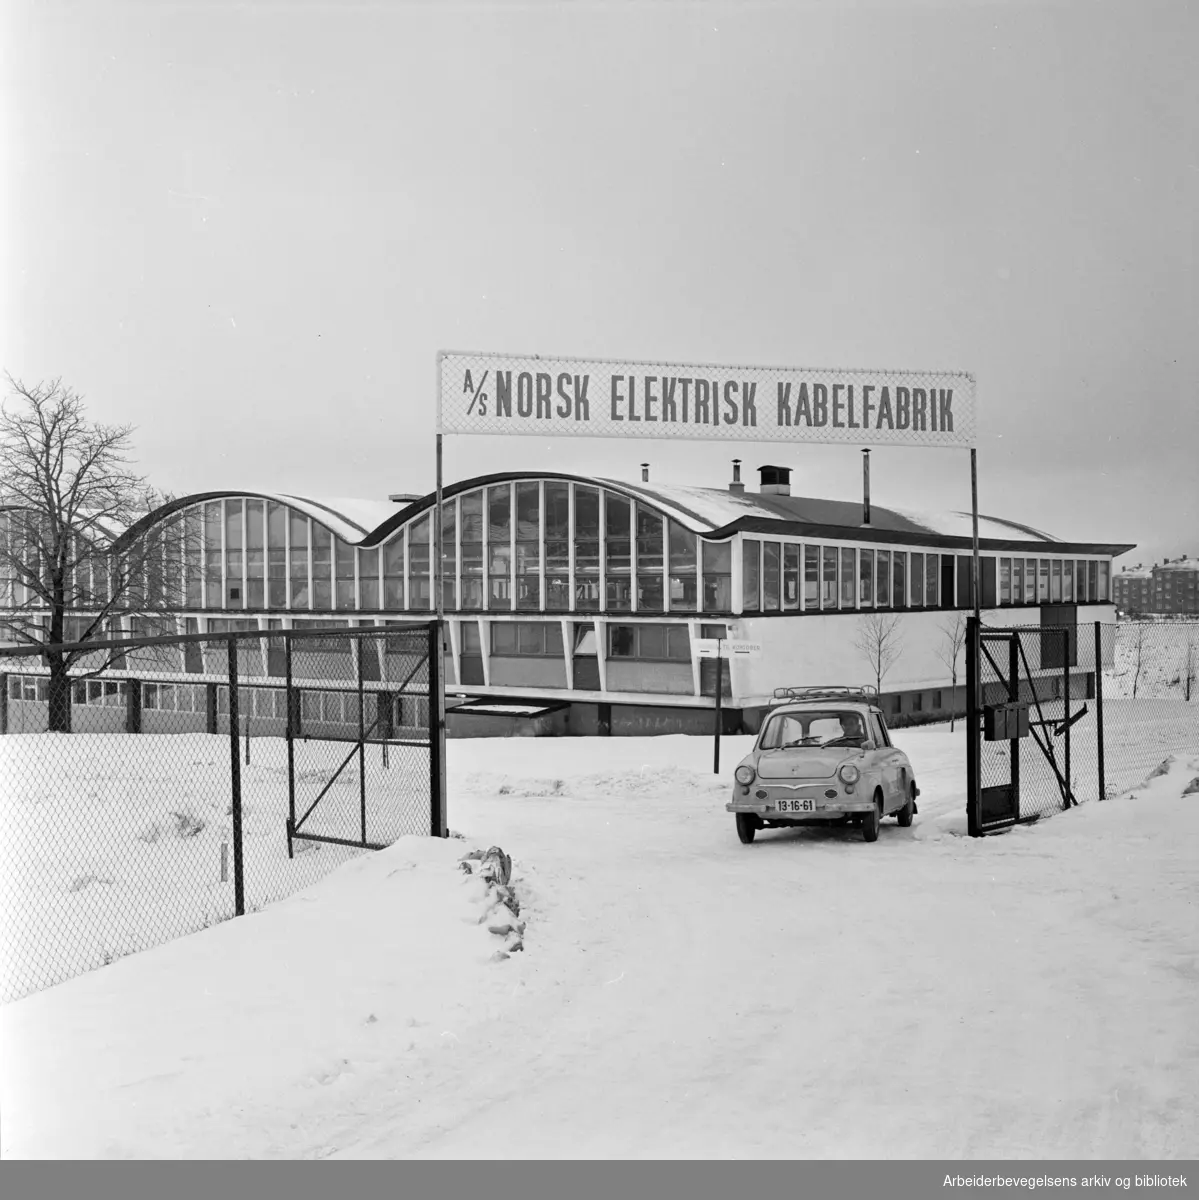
[433,355,447,837]
[713,636,723,774]
[970,447,981,625]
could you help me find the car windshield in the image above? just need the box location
[759,709,868,750]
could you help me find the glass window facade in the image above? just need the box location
[109,487,1118,633]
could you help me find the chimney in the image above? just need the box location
[861,449,871,526]
[758,464,792,496]
[729,459,745,494]
[641,463,650,482]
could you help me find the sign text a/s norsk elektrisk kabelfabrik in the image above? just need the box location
[438,351,976,449]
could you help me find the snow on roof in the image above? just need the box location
[884,506,1058,543]
[602,480,1059,543]
[238,494,402,544]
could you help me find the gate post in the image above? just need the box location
[227,638,245,916]
[966,615,981,837]
[429,620,447,838]
[285,635,295,859]
[357,630,367,847]
[1009,632,1020,822]
[1,674,8,734]
[1094,621,1106,801]
[1062,627,1073,808]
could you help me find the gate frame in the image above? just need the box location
[284,621,444,854]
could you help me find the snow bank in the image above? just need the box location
[0,835,521,1158]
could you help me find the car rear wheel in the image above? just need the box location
[862,792,882,842]
[735,813,758,844]
[896,783,916,827]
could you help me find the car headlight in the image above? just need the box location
[838,763,861,785]
[735,765,756,785]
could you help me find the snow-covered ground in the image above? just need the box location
[2,726,1197,1159]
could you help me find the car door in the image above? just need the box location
[870,711,905,811]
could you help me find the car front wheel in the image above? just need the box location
[862,793,882,842]
[896,783,916,827]
[735,813,758,844]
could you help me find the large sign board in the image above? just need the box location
[438,351,976,449]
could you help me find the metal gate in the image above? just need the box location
[966,618,1101,836]
[284,622,445,853]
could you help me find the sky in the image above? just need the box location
[3,0,1195,570]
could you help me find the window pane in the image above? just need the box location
[892,551,906,608]
[1063,560,1074,602]
[492,623,517,655]
[1098,561,1109,602]
[382,534,404,609]
[408,516,430,610]
[782,544,800,610]
[1051,559,1062,602]
[925,553,939,607]
[608,625,635,657]
[639,625,667,659]
[667,625,690,660]
[1025,559,1037,603]
[999,557,1011,604]
[876,550,890,607]
[669,523,699,612]
[636,507,664,571]
[1037,559,1049,601]
[802,545,819,609]
[702,540,732,610]
[605,496,631,573]
[822,546,838,608]
[516,482,540,539]
[911,552,924,606]
[859,549,874,606]
[762,542,781,611]
[544,482,569,540]
[840,547,855,608]
[742,539,761,612]
[460,490,484,540]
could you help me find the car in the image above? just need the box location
[726,685,919,844]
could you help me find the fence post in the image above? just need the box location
[285,635,295,859]
[357,630,367,847]
[1094,621,1106,801]
[966,615,981,837]
[227,637,245,916]
[1062,627,1072,807]
[0,674,7,735]
[429,620,447,838]
[205,682,218,735]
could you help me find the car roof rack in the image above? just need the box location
[770,685,880,706]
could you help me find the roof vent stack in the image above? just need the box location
[729,459,745,495]
[641,463,650,482]
[758,464,792,497]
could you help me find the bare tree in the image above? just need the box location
[935,613,968,731]
[0,375,193,731]
[1130,622,1147,699]
[1183,629,1196,703]
[853,612,904,699]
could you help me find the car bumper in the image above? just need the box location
[726,798,877,816]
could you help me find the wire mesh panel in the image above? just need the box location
[0,672,236,1002]
[1100,620,1199,799]
[0,620,443,1003]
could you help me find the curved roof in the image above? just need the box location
[115,474,1134,557]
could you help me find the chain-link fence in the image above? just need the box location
[968,619,1199,834]
[0,622,444,1003]
[1100,619,1199,799]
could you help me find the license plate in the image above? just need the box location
[775,798,817,813]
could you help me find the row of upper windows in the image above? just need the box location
[742,540,1112,610]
